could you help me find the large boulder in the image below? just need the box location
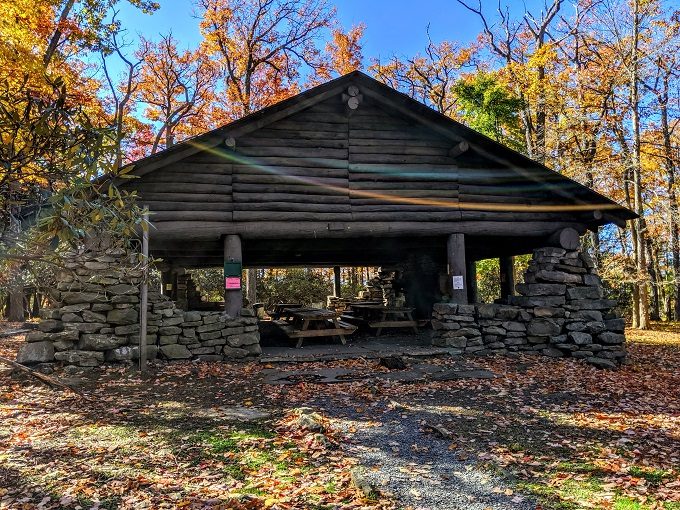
[227,333,260,348]
[61,292,107,305]
[534,270,582,284]
[25,331,48,342]
[159,344,191,359]
[82,310,107,323]
[598,332,625,345]
[106,284,138,295]
[79,334,127,351]
[106,345,159,362]
[568,331,592,345]
[54,350,104,366]
[566,286,602,300]
[106,308,138,325]
[516,283,567,296]
[527,319,562,337]
[17,341,55,364]
[38,319,63,333]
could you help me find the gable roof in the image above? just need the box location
[122,70,636,226]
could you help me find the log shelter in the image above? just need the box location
[118,71,636,318]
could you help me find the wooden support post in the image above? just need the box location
[499,256,515,302]
[447,233,468,304]
[466,259,478,304]
[160,270,174,297]
[224,234,243,318]
[139,210,149,373]
[246,268,257,306]
[333,266,342,298]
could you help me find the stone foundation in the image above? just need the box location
[432,246,626,368]
[16,247,260,367]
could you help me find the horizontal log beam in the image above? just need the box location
[253,128,347,140]
[236,146,348,158]
[133,183,232,194]
[135,192,227,203]
[151,211,233,222]
[146,201,231,211]
[238,137,349,149]
[233,202,350,212]
[145,220,588,240]
[349,145,449,156]
[348,154,457,164]
[232,211,353,221]
[233,192,350,204]
[233,174,347,185]
[232,183,348,195]
[138,173,232,185]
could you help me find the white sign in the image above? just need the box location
[452,275,464,290]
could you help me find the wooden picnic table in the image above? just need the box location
[270,302,303,320]
[275,307,357,348]
[348,304,418,336]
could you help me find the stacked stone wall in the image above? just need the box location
[432,247,626,368]
[17,247,260,366]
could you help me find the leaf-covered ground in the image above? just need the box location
[0,323,679,509]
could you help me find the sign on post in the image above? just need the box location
[224,262,242,290]
[225,277,242,289]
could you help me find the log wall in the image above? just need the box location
[126,93,597,241]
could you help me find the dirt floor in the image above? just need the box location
[0,322,679,509]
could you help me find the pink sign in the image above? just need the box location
[225,277,241,289]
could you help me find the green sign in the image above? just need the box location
[224,261,242,277]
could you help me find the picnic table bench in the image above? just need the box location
[274,307,357,348]
[347,303,418,336]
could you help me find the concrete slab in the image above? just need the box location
[260,337,455,364]
[263,362,496,385]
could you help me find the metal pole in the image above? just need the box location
[139,209,149,372]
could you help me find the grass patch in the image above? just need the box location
[516,469,605,510]
[613,496,680,510]
[176,422,306,489]
[628,466,673,485]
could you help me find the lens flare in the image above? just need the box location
[188,140,619,213]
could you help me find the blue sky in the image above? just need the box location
[115,0,547,65]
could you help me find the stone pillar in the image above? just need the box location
[499,256,515,302]
[224,235,243,318]
[16,245,263,367]
[333,266,342,298]
[447,233,467,304]
[431,244,626,368]
[511,245,626,367]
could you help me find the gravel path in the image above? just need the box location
[314,397,537,510]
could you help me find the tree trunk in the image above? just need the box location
[658,74,680,320]
[32,292,41,318]
[646,238,660,321]
[7,279,25,322]
[246,268,257,305]
[630,0,649,329]
[43,0,76,66]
